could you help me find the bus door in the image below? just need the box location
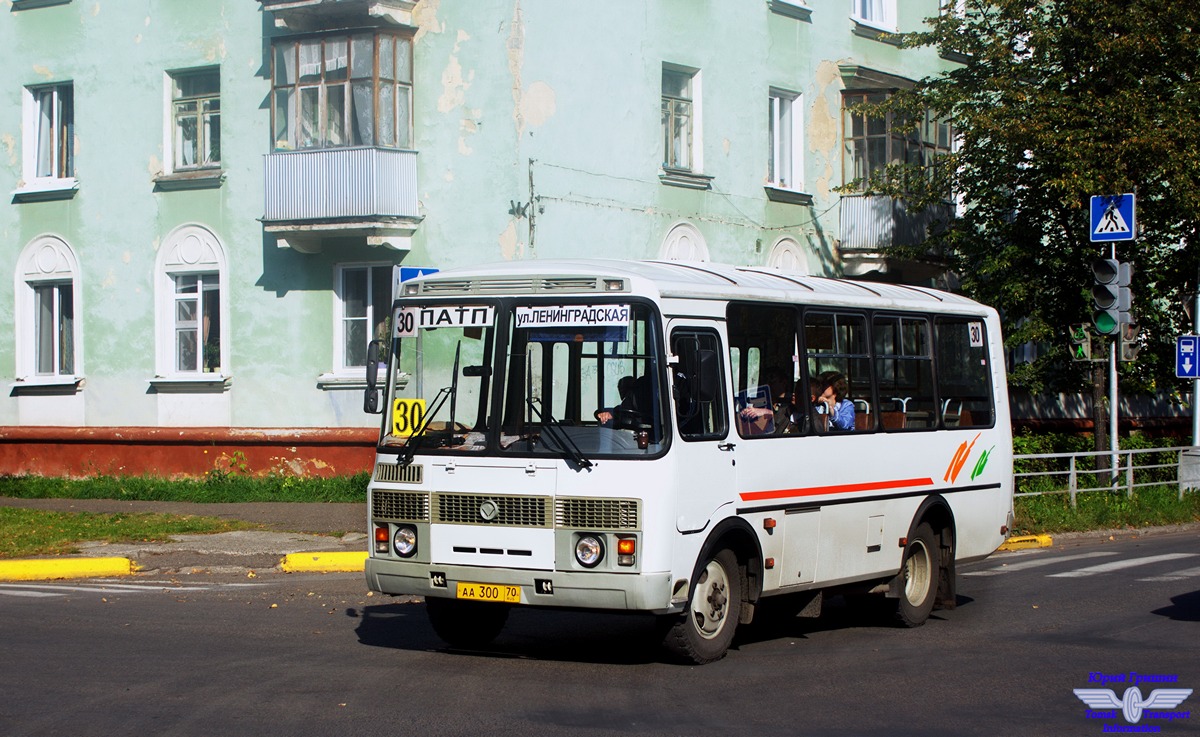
[667,323,736,533]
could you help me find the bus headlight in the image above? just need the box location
[393,525,417,558]
[575,534,604,568]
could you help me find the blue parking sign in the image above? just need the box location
[1178,336,1200,378]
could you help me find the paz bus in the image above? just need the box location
[362,259,1013,663]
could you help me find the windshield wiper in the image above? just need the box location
[396,386,453,466]
[524,397,593,470]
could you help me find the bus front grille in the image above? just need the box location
[373,463,423,484]
[432,492,552,528]
[555,497,640,531]
[372,490,430,522]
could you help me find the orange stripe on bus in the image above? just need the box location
[739,477,935,502]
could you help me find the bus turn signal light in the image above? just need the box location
[617,538,636,566]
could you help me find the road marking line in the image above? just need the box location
[964,551,1118,576]
[1137,565,1200,582]
[1047,553,1199,578]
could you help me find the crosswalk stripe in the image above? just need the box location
[1047,553,1199,578]
[963,551,1118,576]
[1137,565,1200,583]
[0,580,266,598]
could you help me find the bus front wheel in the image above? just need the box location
[661,548,742,664]
[895,523,939,628]
[425,597,509,648]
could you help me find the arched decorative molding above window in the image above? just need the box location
[659,222,710,262]
[766,237,810,274]
[158,223,226,273]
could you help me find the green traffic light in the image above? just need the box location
[1093,312,1118,335]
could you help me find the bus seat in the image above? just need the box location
[880,411,905,430]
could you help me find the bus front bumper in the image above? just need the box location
[365,556,676,614]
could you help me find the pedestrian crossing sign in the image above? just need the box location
[1090,194,1136,242]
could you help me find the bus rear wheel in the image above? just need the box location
[895,523,939,628]
[425,597,510,648]
[661,548,742,664]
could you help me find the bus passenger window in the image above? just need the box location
[936,318,994,428]
[873,315,935,430]
[727,304,801,438]
[803,311,872,433]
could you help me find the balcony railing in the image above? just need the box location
[839,194,952,251]
[263,146,418,223]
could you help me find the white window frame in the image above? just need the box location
[768,88,804,191]
[19,82,76,195]
[153,224,229,381]
[852,0,897,31]
[14,235,82,385]
[661,64,703,173]
[164,67,221,175]
[332,262,394,375]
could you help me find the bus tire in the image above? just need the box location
[425,597,509,648]
[661,548,742,664]
[895,523,939,628]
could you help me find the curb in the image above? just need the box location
[0,550,368,581]
[999,534,1053,551]
[280,551,368,573]
[0,557,138,581]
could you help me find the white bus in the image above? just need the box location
[363,259,1013,663]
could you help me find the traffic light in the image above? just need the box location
[1091,259,1131,335]
[1069,324,1091,361]
[1119,322,1141,362]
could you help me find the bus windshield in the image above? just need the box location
[379,303,498,455]
[498,302,667,459]
[378,300,668,459]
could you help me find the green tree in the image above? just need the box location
[851,0,1200,446]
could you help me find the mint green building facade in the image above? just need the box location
[0,0,955,475]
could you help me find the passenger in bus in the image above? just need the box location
[813,371,855,432]
[738,367,798,435]
[595,375,636,427]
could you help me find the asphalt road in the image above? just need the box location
[1,530,1197,737]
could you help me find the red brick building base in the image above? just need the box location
[0,427,377,479]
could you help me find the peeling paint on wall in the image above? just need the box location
[499,219,522,261]
[520,80,556,129]
[810,60,843,202]
[32,65,55,80]
[2,134,15,168]
[147,154,162,178]
[438,51,473,114]
[507,1,525,137]
[412,0,444,43]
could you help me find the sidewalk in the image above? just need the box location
[0,497,368,580]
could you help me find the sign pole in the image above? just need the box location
[1109,243,1119,482]
[1194,277,1200,447]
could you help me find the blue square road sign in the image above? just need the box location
[1090,194,1136,243]
[1178,336,1200,379]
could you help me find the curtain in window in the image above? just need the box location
[35,89,54,178]
[857,0,885,22]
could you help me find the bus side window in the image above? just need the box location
[671,330,728,440]
[803,311,873,433]
[936,317,994,429]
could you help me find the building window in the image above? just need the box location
[335,263,392,371]
[662,65,697,171]
[16,235,81,382]
[155,225,228,378]
[171,69,220,170]
[768,89,803,190]
[852,0,897,30]
[23,83,74,183]
[173,274,221,373]
[272,31,412,151]
[842,91,953,192]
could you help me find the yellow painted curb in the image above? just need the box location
[999,534,1053,551]
[280,551,368,573]
[0,557,136,581]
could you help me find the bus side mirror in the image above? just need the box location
[364,340,383,414]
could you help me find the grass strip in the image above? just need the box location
[0,507,257,559]
[0,472,368,504]
[1014,486,1200,535]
